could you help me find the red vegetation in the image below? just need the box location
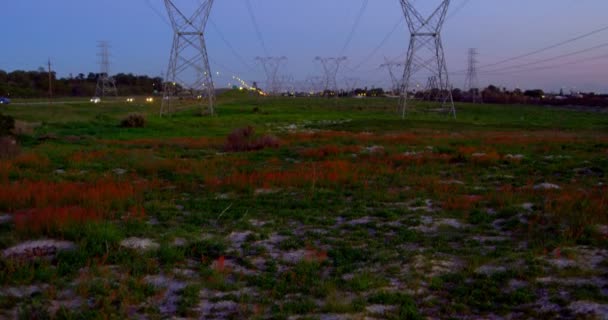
[442,195,483,211]
[223,126,280,152]
[205,160,357,190]
[0,179,153,234]
[299,145,361,159]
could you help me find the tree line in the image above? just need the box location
[0,69,163,98]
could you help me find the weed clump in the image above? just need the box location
[120,113,146,128]
[0,113,15,136]
[0,113,19,159]
[223,126,279,152]
[0,136,20,159]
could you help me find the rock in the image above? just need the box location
[0,214,12,225]
[2,240,76,261]
[522,202,534,211]
[472,153,486,157]
[255,188,280,195]
[120,237,159,251]
[281,249,308,264]
[505,154,524,160]
[365,145,385,154]
[533,183,561,190]
[475,264,507,275]
[366,304,397,314]
[54,169,66,174]
[112,168,127,175]
[569,301,608,319]
[144,274,186,314]
[228,231,252,247]
[172,238,187,247]
[0,285,48,298]
[347,216,374,226]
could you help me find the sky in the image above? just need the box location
[0,0,607,93]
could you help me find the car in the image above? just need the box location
[126,98,134,103]
[145,97,154,103]
[90,97,101,104]
[0,97,11,104]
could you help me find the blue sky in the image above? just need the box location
[1,0,607,93]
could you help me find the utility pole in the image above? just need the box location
[398,0,455,118]
[95,41,118,98]
[162,0,215,116]
[255,56,287,95]
[314,56,347,97]
[464,48,482,103]
[47,58,53,103]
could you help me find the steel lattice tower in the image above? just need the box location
[256,56,287,95]
[399,0,455,118]
[464,48,482,103]
[314,56,347,97]
[162,0,215,116]
[95,41,118,98]
[380,58,404,95]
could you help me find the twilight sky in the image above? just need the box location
[1,0,606,93]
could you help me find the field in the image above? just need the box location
[1,92,607,319]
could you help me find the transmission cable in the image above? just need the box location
[244,0,270,56]
[480,42,608,74]
[340,0,369,56]
[477,24,608,70]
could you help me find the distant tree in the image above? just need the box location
[524,89,544,98]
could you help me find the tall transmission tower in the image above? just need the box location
[380,58,404,95]
[399,0,455,118]
[95,41,118,98]
[162,0,215,116]
[305,76,325,96]
[255,56,287,95]
[314,56,347,96]
[464,48,482,103]
[343,77,360,96]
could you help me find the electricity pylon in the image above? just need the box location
[380,58,403,95]
[256,56,287,95]
[95,41,118,98]
[343,77,360,96]
[464,48,482,103]
[314,56,347,97]
[162,0,215,116]
[399,0,455,118]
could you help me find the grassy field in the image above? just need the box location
[1,92,607,319]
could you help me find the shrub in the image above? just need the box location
[0,136,20,159]
[0,113,15,136]
[223,126,279,152]
[120,113,146,128]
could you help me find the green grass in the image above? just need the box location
[0,92,607,318]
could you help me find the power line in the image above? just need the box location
[479,42,608,74]
[446,0,471,21]
[349,18,403,71]
[245,0,270,56]
[144,0,171,26]
[340,0,369,56]
[477,24,608,70]
[480,52,608,76]
[207,18,256,72]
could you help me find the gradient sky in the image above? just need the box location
[1,0,606,93]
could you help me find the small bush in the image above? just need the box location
[120,113,146,128]
[0,136,20,159]
[0,113,15,136]
[223,126,279,152]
